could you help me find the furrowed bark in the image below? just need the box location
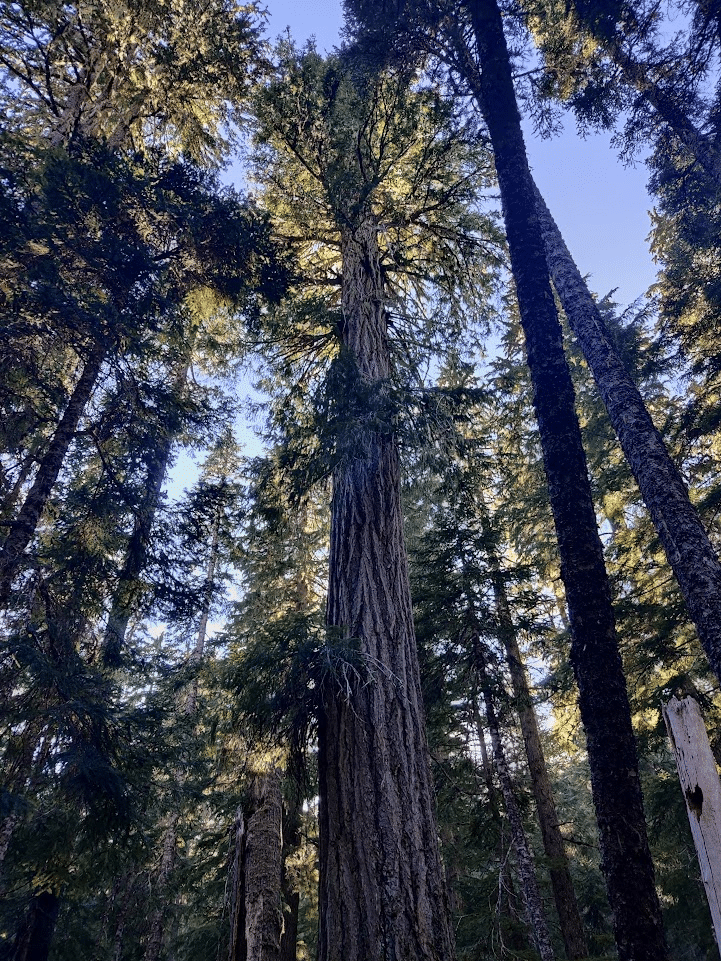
[228,807,247,961]
[0,342,104,604]
[463,1,669,957]
[244,770,284,961]
[474,651,555,961]
[488,545,588,960]
[533,180,721,687]
[318,220,455,961]
[280,793,302,961]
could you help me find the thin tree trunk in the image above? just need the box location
[487,535,588,960]
[279,793,302,961]
[474,654,555,961]
[533,178,721,687]
[144,506,221,961]
[102,359,190,667]
[0,342,104,603]
[318,219,455,961]
[462,1,669,957]
[244,769,284,961]
[470,698,532,957]
[144,813,180,961]
[228,807,247,961]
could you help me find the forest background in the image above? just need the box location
[2,0,721,960]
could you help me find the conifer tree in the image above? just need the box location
[342,2,669,957]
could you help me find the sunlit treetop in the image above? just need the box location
[249,42,503,374]
[0,0,269,163]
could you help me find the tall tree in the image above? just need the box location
[249,46,500,960]
[342,2,669,957]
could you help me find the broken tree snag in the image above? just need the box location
[663,695,721,945]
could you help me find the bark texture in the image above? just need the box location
[475,654,555,961]
[489,549,588,960]
[534,180,721,687]
[228,807,247,961]
[663,696,721,946]
[463,1,669,957]
[244,770,284,961]
[280,794,302,961]
[0,342,104,603]
[318,220,454,961]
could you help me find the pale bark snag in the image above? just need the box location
[318,220,455,961]
[663,695,721,947]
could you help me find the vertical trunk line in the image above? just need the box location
[533,178,721,687]
[319,218,455,961]
[464,1,669,956]
[0,342,104,603]
[485,528,588,959]
[473,648,556,961]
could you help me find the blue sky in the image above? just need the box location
[263,0,657,309]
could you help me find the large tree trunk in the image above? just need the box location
[318,219,454,961]
[533,180,721,686]
[487,534,588,960]
[0,342,104,604]
[244,770,284,961]
[474,650,555,961]
[463,2,669,958]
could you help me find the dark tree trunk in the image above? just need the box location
[487,536,588,960]
[228,808,247,961]
[9,891,61,961]
[102,358,189,667]
[463,1,669,958]
[318,220,455,961]
[533,179,721,687]
[0,342,104,604]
